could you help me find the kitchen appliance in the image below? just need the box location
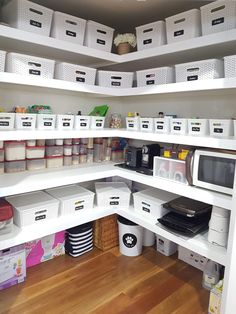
[119,146,142,169]
[137,144,161,175]
[208,206,230,247]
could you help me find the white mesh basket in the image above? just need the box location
[55,62,96,85]
[1,0,53,36]
[175,59,223,82]
[97,71,133,88]
[51,11,87,45]
[136,66,174,87]
[0,50,6,72]
[200,1,236,36]
[224,55,236,78]
[6,52,55,79]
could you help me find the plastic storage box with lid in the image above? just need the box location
[209,119,233,137]
[0,113,15,130]
[171,118,188,134]
[37,114,56,130]
[135,20,166,51]
[4,141,26,161]
[0,199,13,235]
[0,149,4,163]
[140,117,154,132]
[74,116,91,130]
[4,160,26,173]
[154,117,171,133]
[200,1,236,36]
[26,146,45,159]
[55,62,96,85]
[45,146,63,157]
[95,182,131,209]
[126,116,140,131]
[1,0,53,36]
[224,55,236,78]
[26,158,46,171]
[51,11,86,45]
[6,53,55,79]
[136,66,174,87]
[175,59,223,82]
[156,234,177,256]
[45,185,94,216]
[6,191,59,227]
[188,119,209,136]
[208,206,230,247]
[84,20,114,52]
[0,162,4,174]
[46,156,63,168]
[90,116,105,129]
[133,188,177,221]
[0,50,6,72]
[56,114,74,130]
[97,71,134,88]
[15,113,36,130]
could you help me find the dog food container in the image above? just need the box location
[224,55,236,78]
[45,146,63,157]
[1,0,53,36]
[126,116,140,131]
[200,1,236,36]
[46,185,95,216]
[15,113,36,130]
[6,191,59,227]
[0,113,15,130]
[171,118,188,134]
[84,20,114,52]
[90,116,105,129]
[6,53,55,79]
[4,141,26,161]
[156,234,177,256]
[26,146,45,159]
[55,62,96,85]
[0,199,13,235]
[140,117,154,132]
[175,59,223,82]
[0,50,6,72]
[0,150,4,163]
[0,162,4,174]
[37,114,56,130]
[97,71,134,88]
[26,158,46,171]
[188,119,209,136]
[210,119,233,137]
[136,66,174,87]
[135,20,166,50]
[4,160,26,173]
[51,11,87,45]
[74,116,91,130]
[46,156,63,168]
[154,117,172,133]
[56,114,74,130]
[166,9,201,44]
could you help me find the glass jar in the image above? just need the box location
[109,113,122,129]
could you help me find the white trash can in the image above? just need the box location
[118,216,143,257]
[143,228,155,247]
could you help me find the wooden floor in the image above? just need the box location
[0,247,209,314]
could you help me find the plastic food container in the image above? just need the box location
[97,70,134,88]
[64,145,72,156]
[46,156,63,168]
[79,154,87,164]
[26,140,36,147]
[4,141,26,161]
[36,139,46,147]
[0,141,3,149]
[72,138,80,145]
[63,139,72,145]
[74,116,91,130]
[55,139,63,146]
[46,146,63,157]
[0,199,13,235]
[56,114,74,130]
[136,21,166,51]
[15,113,36,130]
[87,148,94,163]
[63,156,72,166]
[4,160,26,173]
[26,146,45,159]
[0,113,15,130]
[0,149,4,162]
[26,158,46,171]
[37,114,56,130]
[72,145,80,156]
[0,162,4,174]
[45,139,55,146]
[72,155,79,165]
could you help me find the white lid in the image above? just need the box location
[87,20,114,31]
[212,206,230,218]
[133,188,177,204]
[6,191,59,212]
[45,185,94,201]
[95,182,131,195]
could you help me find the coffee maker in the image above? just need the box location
[124,146,142,168]
[137,144,161,175]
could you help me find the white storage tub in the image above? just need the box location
[37,114,56,130]
[175,59,223,82]
[6,191,59,227]
[6,52,55,79]
[224,55,236,78]
[171,118,188,135]
[55,62,96,85]
[135,20,166,51]
[84,20,114,52]
[0,50,6,72]
[97,71,134,88]
[209,119,233,137]
[45,185,95,216]
[74,116,91,130]
[154,117,171,134]
[90,116,105,129]
[1,0,53,36]
[95,182,131,209]
[15,113,36,130]
[4,141,26,161]
[140,117,154,132]
[178,246,207,271]
[26,158,46,171]
[126,116,140,131]
[136,66,174,87]
[26,146,45,159]
[200,1,236,36]
[51,11,87,45]
[56,114,74,130]
[188,119,209,136]
[156,234,177,256]
[165,9,201,44]
[0,113,15,130]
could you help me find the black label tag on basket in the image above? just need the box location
[110,201,119,205]
[111,81,121,86]
[44,122,52,126]
[142,207,150,213]
[0,121,9,126]
[128,123,134,127]
[143,38,152,45]
[30,20,42,28]
[174,29,184,37]
[147,80,155,85]
[174,126,181,131]
[75,205,84,210]
[35,215,46,221]
[212,17,224,26]
[76,77,85,83]
[66,30,76,37]
[63,122,70,127]
[142,124,148,128]
[187,75,198,81]
[22,122,32,127]
[80,123,87,127]
[157,125,164,129]
[29,69,40,76]
[97,39,105,45]
[214,128,223,133]
[192,127,200,132]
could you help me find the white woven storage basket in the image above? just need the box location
[224,55,236,78]
[136,21,166,51]
[0,50,6,72]
[97,71,133,88]
[136,66,174,87]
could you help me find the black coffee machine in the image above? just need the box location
[124,146,142,168]
[137,144,161,175]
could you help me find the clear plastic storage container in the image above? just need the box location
[46,156,63,168]
[46,146,63,157]
[26,146,45,159]
[4,160,26,173]
[0,162,4,174]
[26,158,46,171]
[4,141,26,161]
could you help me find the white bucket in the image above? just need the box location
[143,228,155,247]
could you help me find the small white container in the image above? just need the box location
[26,140,36,147]
[15,113,36,130]
[56,114,74,130]
[136,66,174,87]
[37,114,56,130]
[84,20,114,52]
[209,215,229,233]
[171,118,188,135]
[209,119,233,137]
[55,62,96,85]
[166,9,201,44]
[208,229,228,247]
[156,234,177,256]
[46,156,63,168]
[63,145,72,156]
[51,11,86,45]
[64,139,72,146]
[0,50,6,72]
[0,162,4,174]
[224,55,236,78]
[45,185,95,216]
[74,116,91,130]
[26,146,45,159]
[135,20,166,51]
[46,146,63,157]
[95,182,131,209]
[26,158,46,171]
[143,229,155,247]
[4,141,26,161]
[4,160,26,173]
[154,117,171,134]
[188,119,209,136]
[6,191,59,227]
[55,139,63,146]
[97,70,134,88]
[0,113,15,130]
[175,59,223,82]
[200,1,236,36]
[46,139,55,146]
[1,0,53,36]
[6,52,55,79]
[140,117,154,132]
[126,116,140,131]
[90,116,105,129]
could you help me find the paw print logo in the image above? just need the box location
[123,233,137,248]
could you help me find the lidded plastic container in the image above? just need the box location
[26,158,46,171]
[0,199,13,235]
[46,146,63,157]
[4,160,26,173]
[4,141,26,161]
[46,156,63,168]
[26,146,45,159]
[0,149,4,162]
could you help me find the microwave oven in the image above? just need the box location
[186,149,236,195]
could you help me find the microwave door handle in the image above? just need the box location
[185,150,195,185]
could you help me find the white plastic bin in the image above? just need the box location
[55,62,96,85]
[210,119,233,137]
[0,113,15,130]
[136,66,174,87]
[154,117,171,134]
[56,114,74,130]
[171,118,188,135]
[118,216,143,257]
[6,52,55,79]
[0,50,6,72]
[188,119,209,136]
[156,234,177,256]
[143,229,155,247]
[166,9,201,44]
[140,117,154,132]
[90,116,105,129]
[200,1,236,36]
[178,246,207,271]
[135,20,166,51]
[97,70,133,88]
[37,114,56,130]
[15,113,36,130]
[74,116,91,130]
[84,20,114,52]
[51,11,86,45]
[126,116,140,131]
[224,55,236,78]
[175,59,223,82]
[1,0,53,36]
